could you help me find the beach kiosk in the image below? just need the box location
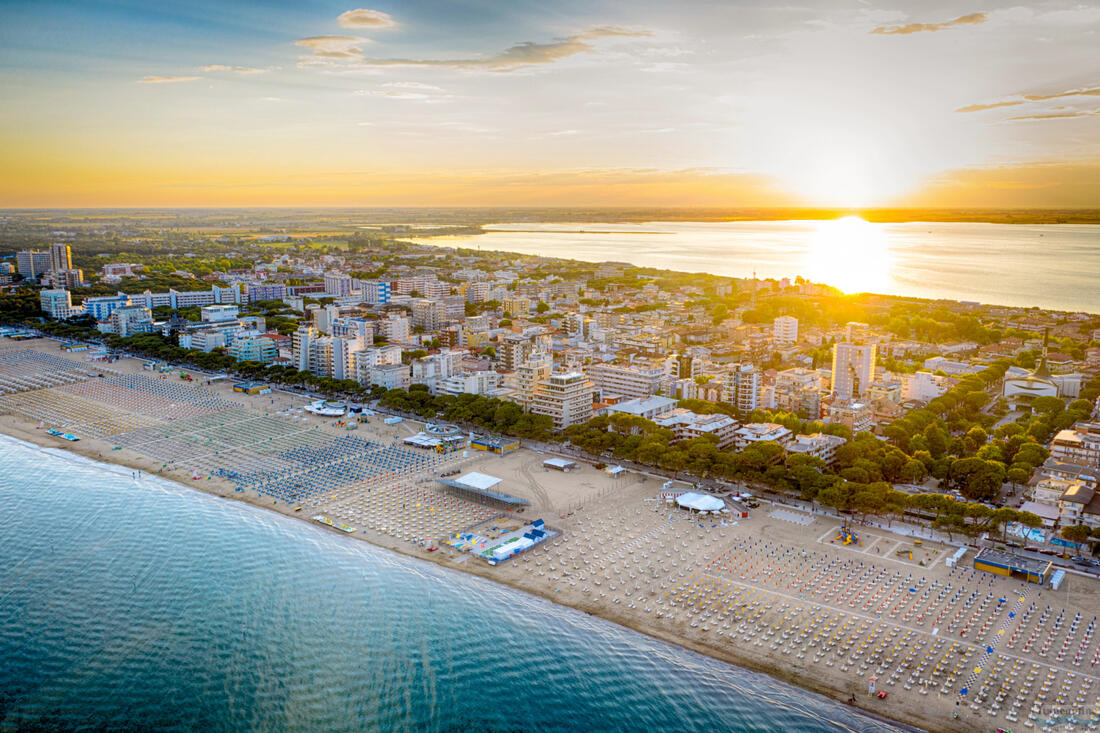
[543,457,577,472]
[973,548,1052,584]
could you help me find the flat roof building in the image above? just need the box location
[973,548,1052,584]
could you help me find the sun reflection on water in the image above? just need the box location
[805,216,890,294]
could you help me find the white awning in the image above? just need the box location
[454,472,503,491]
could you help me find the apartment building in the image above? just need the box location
[586,362,665,400]
[1050,423,1100,468]
[831,342,876,400]
[725,363,759,413]
[653,409,739,448]
[530,371,595,430]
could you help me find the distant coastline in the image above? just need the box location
[2,206,1099,227]
[410,219,1100,314]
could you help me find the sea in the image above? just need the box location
[0,435,914,733]
[412,220,1100,314]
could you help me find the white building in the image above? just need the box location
[901,371,951,403]
[1050,423,1100,468]
[40,289,79,319]
[181,329,229,352]
[923,356,982,376]
[324,272,355,297]
[354,344,403,369]
[364,363,411,391]
[438,371,502,397]
[292,327,355,379]
[332,317,375,346]
[201,304,239,323]
[411,349,461,391]
[732,422,793,449]
[653,409,739,448]
[826,399,874,433]
[379,315,411,344]
[531,371,594,430]
[773,367,821,417]
[313,304,340,335]
[725,363,759,413]
[411,299,448,331]
[786,433,847,466]
[587,363,666,400]
[604,395,678,420]
[773,315,798,344]
[17,250,51,278]
[514,352,553,409]
[831,342,876,400]
[104,305,155,337]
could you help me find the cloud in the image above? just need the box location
[357,90,430,100]
[1022,86,1100,102]
[137,75,201,84]
[871,12,986,35]
[955,100,1025,113]
[355,82,447,101]
[295,35,369,59]
[338,8,397,29]
[201,65,270,74]
[340,26,652,72]
[957,86,1100,114]
[1008,109,1100,122]
[383,81,442,91]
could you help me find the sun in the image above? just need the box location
[805,216,890,294]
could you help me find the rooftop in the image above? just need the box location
[974,548,1052,575]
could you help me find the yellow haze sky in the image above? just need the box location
[2,1,1099,208]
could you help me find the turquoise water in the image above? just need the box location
[0,435,912,732]
[413,220,1100,313]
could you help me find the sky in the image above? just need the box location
[1,0,1098,208]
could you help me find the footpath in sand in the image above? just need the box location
[2,339,1098,733]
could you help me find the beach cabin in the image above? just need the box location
[233,381,272,395]
[973,548,1052,584]
[471,436,520,454]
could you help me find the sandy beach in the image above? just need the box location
[3,339,1098,733]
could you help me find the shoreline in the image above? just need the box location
[0,420,943,733]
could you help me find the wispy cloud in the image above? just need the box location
[957,86,1100,114]
[137,75,201,84]
[355,82,447,101]
[384,81,442,91]
[871,12,986,35]
[338,8,397,29]
[955,100,1025,113]
[294,36,370,59]
[1008,109,1100,122]
[1022,86,1100,102]
[305,26,652,72]
[201,65,271,74]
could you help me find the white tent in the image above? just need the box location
[675,492,725,512]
